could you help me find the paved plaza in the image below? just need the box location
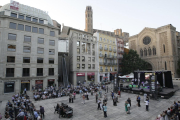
[1,85,180,120]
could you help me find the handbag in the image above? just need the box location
[127,104,130,108]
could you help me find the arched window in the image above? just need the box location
[144,48,147,56]
[140,49,143,57]
[163,44,165,53]
[165,61,167,70]
[148,47,151,56]
[153,47,156,55]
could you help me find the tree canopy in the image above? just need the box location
[121,49,148,75]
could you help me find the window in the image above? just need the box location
[26,16,31,21]
[37,48,44,54]
[165,62,167,70]
[49,49,55,55]
[77,63,80,69]
[25,25,31,32]
[92,50,95,55]
[6,68,14,77]
[144,48,147,56]
[49,58,54,64]
[39,19,44,24]
[24,36,31,42]
[148,47,151,56]
[140,49,143,57]
[143,36,151,45]
[88,64,91,69]
[7,45,16,52]
[77,48,80,54]
[92,44,95,49]
[8,33,16,40]
[23,57,30,63]
[23,46,31,53]
[49,68,54,76]
[37,68,43,76]
[104,38,106,42]
[7,56,15,63]
[77,56,80,62]
[110,40,112,43]
[163,44,165,53]
[153,47,156,55]
[77,41,80,47]
[92,57,95,62]
[38,38,44,44]
[49,40,55,46]
[18,24,24,31]
[37,58,43,63]
[92,64,95,69]
[32,27,38,33]
[50,31,55,36]
[88,57,91,62]
[22,68,30,77]
[107,39,109,42]
[100,37,102,41]
[82,64,85,69]
[11,13,17,18]
[82,56,85,62]
[39,28,44,34]
[18,14,24,19]
[33,18,38,23]
[9,22,16,29]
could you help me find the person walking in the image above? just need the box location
[127,102,130,114]
[82,94,85,104]
[145,99,149,111]
[103,104,107,118]
[24,88,26,94]
[125,101,128,114]
[87,92,89,100]
[127,98,131,107]
[97,99,101,110]
[96,92,98,103]
[107,86,108,93]
[40,106,45,118]
[111,91,114,100]
[137,95,141,107]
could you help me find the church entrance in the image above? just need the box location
[146,62,153,70]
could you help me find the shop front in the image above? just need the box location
[48,79,55,87]
[21,80,30,91]
[35,80,43,89]
[99,73,103,82]
[110,72,117,81]
[76,73,85,85]
[4,81,15,93]
[87,72,95,82]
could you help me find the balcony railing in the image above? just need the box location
[37,73,43,76]
[114,69,117,71]
[113,49,116,53]
[99,54,104,57]
[109,48,112,52]
[104,62,108,66]
[99,46,103,50]
[100,69,103,72]
[108,55,113,58]
[99,62,104,65]
[105,69,108,72]
[114,56,117,59]
[104,47,108,51]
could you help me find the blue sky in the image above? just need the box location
[1,0,180,36]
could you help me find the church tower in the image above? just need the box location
[85,6,93,33]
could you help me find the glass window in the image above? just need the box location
[33,18,38,23]
[37,58,43,63]
[22,68,30,76]
[18,14,24,19]
[88,57,91,62]
[49,68,54,75]
[92,57,95,62]
[11,13,17,18]
[23,46,31,53]
[50,31,55,36]
[37,48,44,54]
[77,56,80,62]
[49,58,54,64]
[9,22,16,29]
[23,57,30,63]
[25,25,31,32]
[7,45,16,52]
[37,68,43,76]
[24,36,31,42]
[92,44,95,49]
[8,33,16,40]
[6,68,14,77]
[77,64,80,69]
[32,27,38,33]
[92,64,95,69]
[82,64,85,69]
[7,56,15,63]
[38,38,44,44]
[49,40,55,46]
[39,28,44,34]
[26,16,31,21]
[82,56,85,62]
[18,24,24,31]
[88,64,91,69]
[77,41,80,47]
[49,49,55,55]
[39,19,44,24]
[77,48,80,54]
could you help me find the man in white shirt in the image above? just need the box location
[16,110,25,118]
[145,99,149,111]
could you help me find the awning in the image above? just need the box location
[110,72,117,75]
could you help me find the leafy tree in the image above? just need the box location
[176,58,180,76]
[121,49,148,75]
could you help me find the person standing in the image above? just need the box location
[107,86,108,93]
[127,98,131,107]
[111,92,114,100]
[103,104,107,118]
[82,94,85,104]
[87,92,89,100]
[24,88,26,94]
[40,106,45,118]
[145,99,149,111]
[127,102,130,114]
[96,92,98,103]
[97,99,101,110]
[125,101,128,114]
[137,95,141,107]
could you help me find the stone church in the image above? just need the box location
[129,24,180,78]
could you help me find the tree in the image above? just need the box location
[176,58,180,76]
[121,49,148,75]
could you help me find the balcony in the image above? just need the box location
[99,46,103,50]
[105,69,108,72]
[104,47,108,51]
[99,54,104,57]
[100,69,103,72]
[118,50,121,53]
[118,44,120,48]
[117,55,123,59]
[109,48,112,52]
[108,55,113,58]
[104,62,108,66]
[113,49,116,53]
[114,63,117,65]
[114,56,117,59]
[114,69,117,71]
[119,62,122,65]
[120,44,124,48]
[99,62,104,65]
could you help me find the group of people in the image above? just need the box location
[156,101,180,120]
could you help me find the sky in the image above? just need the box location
[1,0,180,36]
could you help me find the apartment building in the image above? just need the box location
[116,38,124,74]
[68,28,98,85]
[94,31,117,82]
[0,1,59,94]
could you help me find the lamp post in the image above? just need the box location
[162,68,165,87]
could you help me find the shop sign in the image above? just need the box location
[35,80,43,84]
[48,79,54,82]
[5,81,15,84]
[87,72,95,76]
[110,72,117,75]
[21,80,30,83]
[76,73,85,76]
[10,0,19,11]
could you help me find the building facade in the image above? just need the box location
[129,24,179,78]
[116,38,124,74]
[68,28,98,85]
[94,31,117,82]
[0,2,59,94]
[84,6,93,34]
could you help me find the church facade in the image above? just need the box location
[128,24,179,78]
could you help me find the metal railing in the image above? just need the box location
[113,49,116,53]
[100,69,103,72]
[99,54,104,57]
[109,48,112,52]
[104,47,108,51]
[99,46,103,50]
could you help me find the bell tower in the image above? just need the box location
[85,6,93,33]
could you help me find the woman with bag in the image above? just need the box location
[127,102,130,114]
[125,101,128,113]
